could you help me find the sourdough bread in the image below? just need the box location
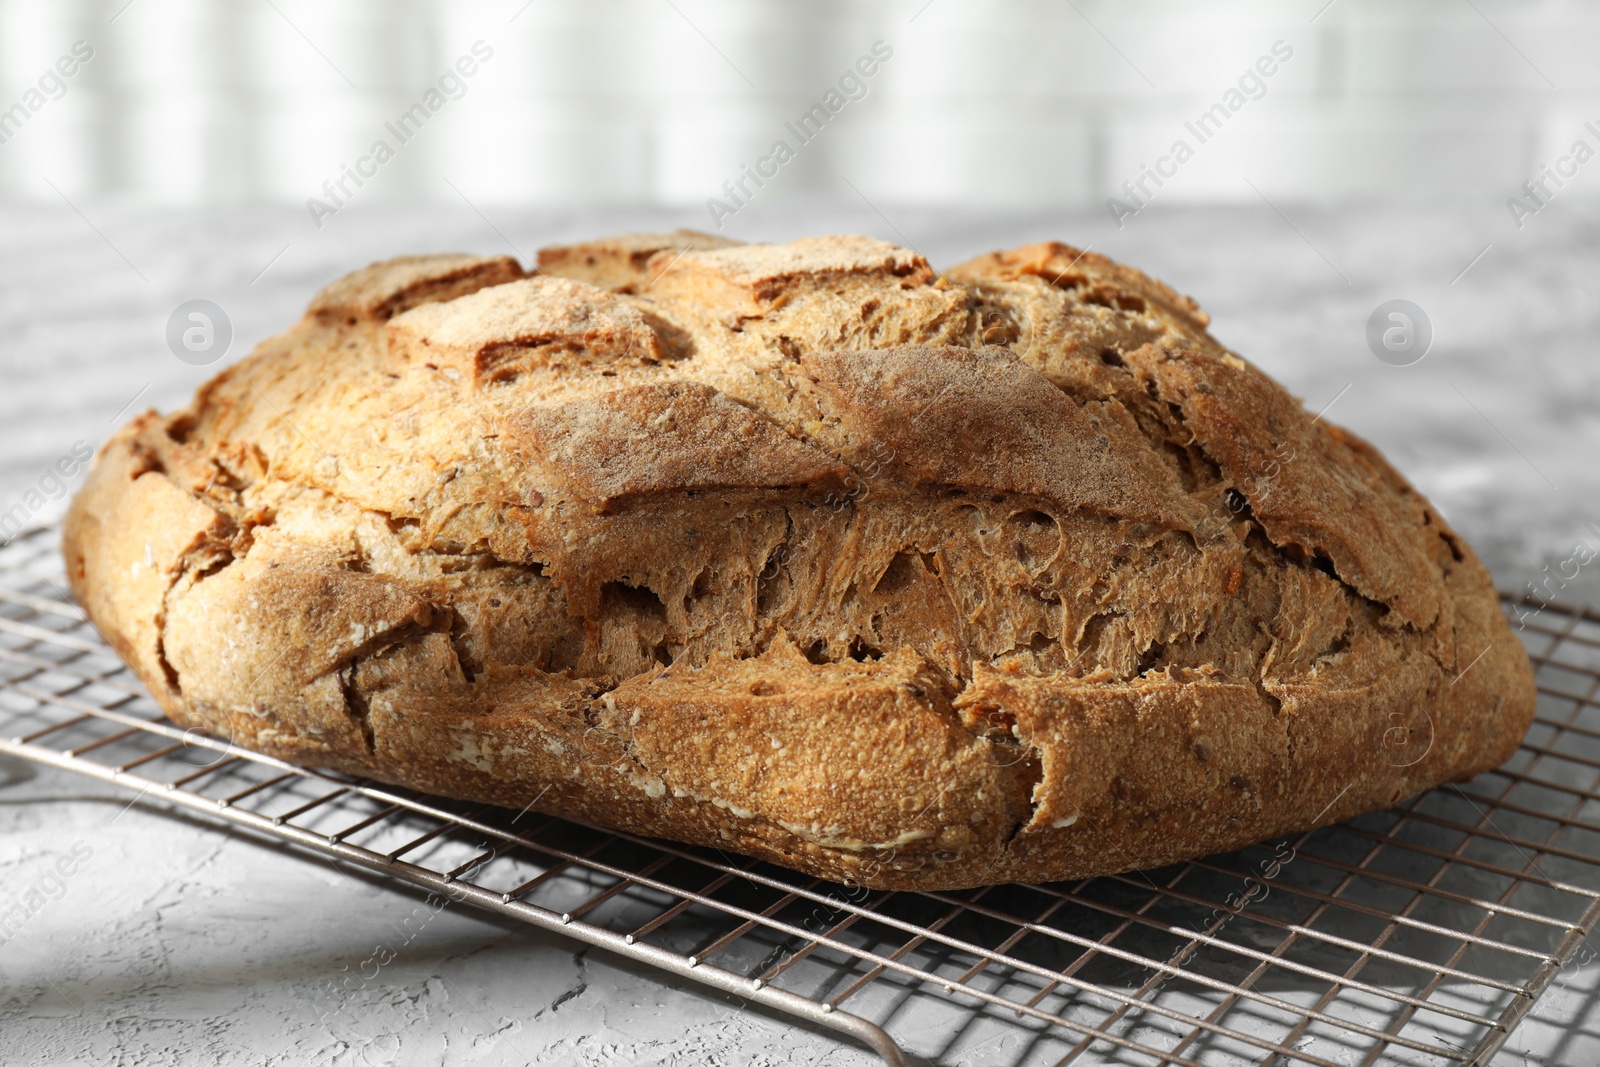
[63,231,1536,889]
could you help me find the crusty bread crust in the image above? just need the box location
[63,232,1536,889]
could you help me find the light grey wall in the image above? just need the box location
[1,0,1595,219]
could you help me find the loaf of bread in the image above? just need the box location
[63,231,1535,890]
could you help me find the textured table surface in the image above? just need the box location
[1,202,1596,1065]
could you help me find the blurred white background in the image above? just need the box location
[5,5,1600,1065]
[1,0,1595,214]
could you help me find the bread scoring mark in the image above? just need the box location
[162,537,442,702]
[537,229,743,292]
[385,276,666,387]
[947,245,1443,633]
[950,241,1212,333]
[957,665,1288,838]
[528,487,1235,690]
[646,235,935,309]
[601,643,1023,857]
[338,658,375,752]
[1131,343,1444,630]
[308,253,526,323]
[509,380,848,512]
[640,235,975,356]
[799,344,1180,525]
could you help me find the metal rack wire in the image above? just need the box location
[1,520,1596,1066]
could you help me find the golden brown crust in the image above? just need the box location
[536,229,741,291]
[308,253,526,323]
[386,275,667,386]
[63,232,1537,890]
[797,344,1189,525]
[508,381,848,511]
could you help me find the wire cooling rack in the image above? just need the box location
[2,522,1597,1066]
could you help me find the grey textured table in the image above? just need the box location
[1,201,1596,1065]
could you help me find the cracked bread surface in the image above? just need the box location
[64,230,1535,889]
